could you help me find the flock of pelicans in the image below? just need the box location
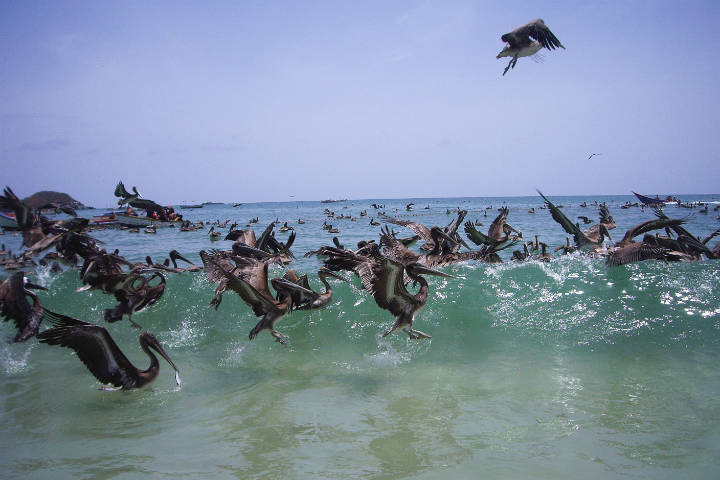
[1,185,719,392]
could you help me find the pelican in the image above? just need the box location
[464,207,521,249]
[385,209,467,253]
[104,272,167,326]
[208,226,221,240]
[37,308,180,390]
[538,190,612,249]
[497,19,565,75]
[322,244,452,339]
[0,272,46,342]
[206,256,313,343]
[381,225,481,267]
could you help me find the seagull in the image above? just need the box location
[588,153,602,160]
[497,19,565,75]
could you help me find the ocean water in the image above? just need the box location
[1,194,719,479]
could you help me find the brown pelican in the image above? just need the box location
[38,308,180,390]
[497,19,565,75]
[464,207,520,249]
[206,256,313,344]
[208,226,221,240]
[0,272,46,342]
[104,272,167,326]
[0,187,45,247]
[535,242,553,262]
[322,243,452,339]
[538,190,612,249]
[385,210,467,253]
[381,225,482,267]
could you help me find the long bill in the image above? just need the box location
[150,341,181,386]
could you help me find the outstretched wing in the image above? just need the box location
[38,309,138,388]
[503,19,565,50]
[114,181,132,198]
[464,221,493,246]
[537,190,581,239]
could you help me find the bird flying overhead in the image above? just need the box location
[497,19,565,75]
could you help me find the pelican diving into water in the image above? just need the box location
[323,243,452,339]
[37,308,180,390]
[497,19,565,76]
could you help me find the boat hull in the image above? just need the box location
[115,213,181,227]
[0,211,17,228]
[632,191,675,206]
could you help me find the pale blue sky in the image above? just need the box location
[1,1,718,206]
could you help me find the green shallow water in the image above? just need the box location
[1,195,720,479]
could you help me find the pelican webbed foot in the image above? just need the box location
[271,330,288,344]
[502,55,518,76]
[127,317,143,329]
[405,328,431,340]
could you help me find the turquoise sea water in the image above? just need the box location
[1,194,719,479]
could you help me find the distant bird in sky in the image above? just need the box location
[497,19,565,76]
[588,153,602,160]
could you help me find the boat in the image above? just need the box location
[114,213,182,227]
[632,192,678,206]
[88,213,119,227]
[0,211,17,229]
[179,204,204,209]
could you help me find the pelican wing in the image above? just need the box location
[702,228,720,245]
[606,243,670,267]
[502,19,564,50]
[618,218,685,246]
[464,221,493,246]
[255,223,275,252]
[384,218,434,246]
[38,309,138,388]
[487,207,509,242]
[114,181,132,198]
[537,190,582,240]
[0,186,36,228]
[208,259,278,316]
[200,250,238,282]
[380,226,420,266]
[356,254,411,317]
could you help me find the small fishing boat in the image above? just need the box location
[88,213,119,227]
[115,213,181,227]
[632,192,678,206]
[179,204,204,209]
[0,211,17,229]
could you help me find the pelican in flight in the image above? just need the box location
[0,272,46,342]
[37,308,180,390]
[538,190,612,250]
[323,244,452,339]
[497,19,565,75]
[205,255,313,344]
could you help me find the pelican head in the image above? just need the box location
[141,332,180,380]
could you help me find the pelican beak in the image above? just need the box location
[172,251,194,265]
[23,282,48,291]
[410,264,454,279]
[272,277,315,295]
[318,268,347,282]
[149,339,181,383]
